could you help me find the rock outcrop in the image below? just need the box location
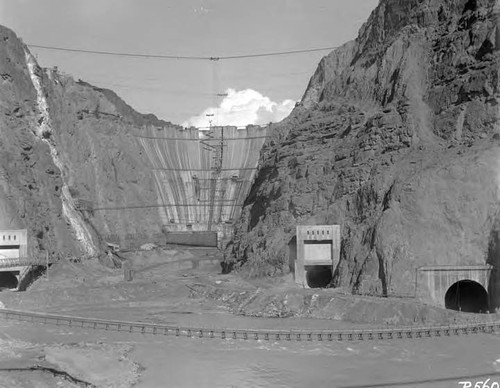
[226,0,500,307]
[0,25,178,257]
[0,24,270,257]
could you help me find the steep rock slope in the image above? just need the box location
[41,73,168,247]
[0,25,170,255]
[227,0,500,306]
[0,24,271,255]
[0,25,90,258]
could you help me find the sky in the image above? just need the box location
[0,0,379,127]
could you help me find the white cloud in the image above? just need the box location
[183,88,295,128]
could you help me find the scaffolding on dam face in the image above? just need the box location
[199,126,226,231]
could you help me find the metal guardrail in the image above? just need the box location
[0,308,499,342]
[0,257,55,269]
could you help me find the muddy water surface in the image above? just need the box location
[1,317,499,388]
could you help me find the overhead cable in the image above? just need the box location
[27,44,338,61]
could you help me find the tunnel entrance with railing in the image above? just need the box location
[0,271,18,290]
[444,280,489,313]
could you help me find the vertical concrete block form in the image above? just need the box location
[294,225,340,288]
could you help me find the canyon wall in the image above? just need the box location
[226,0,500,304]
[0,24,267,254]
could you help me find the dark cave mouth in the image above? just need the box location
[305,266,332,288]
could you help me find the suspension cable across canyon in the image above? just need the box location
[27,44,339,61]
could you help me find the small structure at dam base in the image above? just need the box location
[291,225,340,288]
[0,229,29,290]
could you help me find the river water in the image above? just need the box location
[2,259,500,387]
[132,333,500,388]
[1,317,500,388]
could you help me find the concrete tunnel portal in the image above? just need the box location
[305,266,333,288]
[0,271,18,290]
[416,266,494,313]
[291,226,340,289]
[444,280,489,313]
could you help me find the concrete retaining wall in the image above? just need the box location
[165,231,218,247]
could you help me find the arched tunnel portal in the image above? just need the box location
[416,265,493,312]
[444,280,489,313]
[305,266,333,288]
[0,271,18,290]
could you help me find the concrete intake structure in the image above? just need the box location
[291,225,340,288]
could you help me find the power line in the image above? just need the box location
[27,44,338,61]
[219,46,338,60]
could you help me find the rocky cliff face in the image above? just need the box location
[226,0,500,305]
[0,24,270,257]
[1,25,82,258]
[0,25,177,257]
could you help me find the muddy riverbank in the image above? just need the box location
[0,247,499,387]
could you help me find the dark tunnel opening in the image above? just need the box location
[0,271,18,290]
[305,266,332,288]
[444,280,489,313]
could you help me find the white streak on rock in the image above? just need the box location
[24,50,97,256]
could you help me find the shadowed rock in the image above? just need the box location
[226,0,500,301]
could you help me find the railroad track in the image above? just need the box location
[0,308,499,342]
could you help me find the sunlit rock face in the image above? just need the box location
[0,25,88,258]
[0,24,268,253]
[40,75,171,249]
[227,0,500,301]
[0,25,165,254]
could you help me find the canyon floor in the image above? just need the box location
[0,247,499,387]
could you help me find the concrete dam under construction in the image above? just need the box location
[133,124,268,240]
[2,0,500,385]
